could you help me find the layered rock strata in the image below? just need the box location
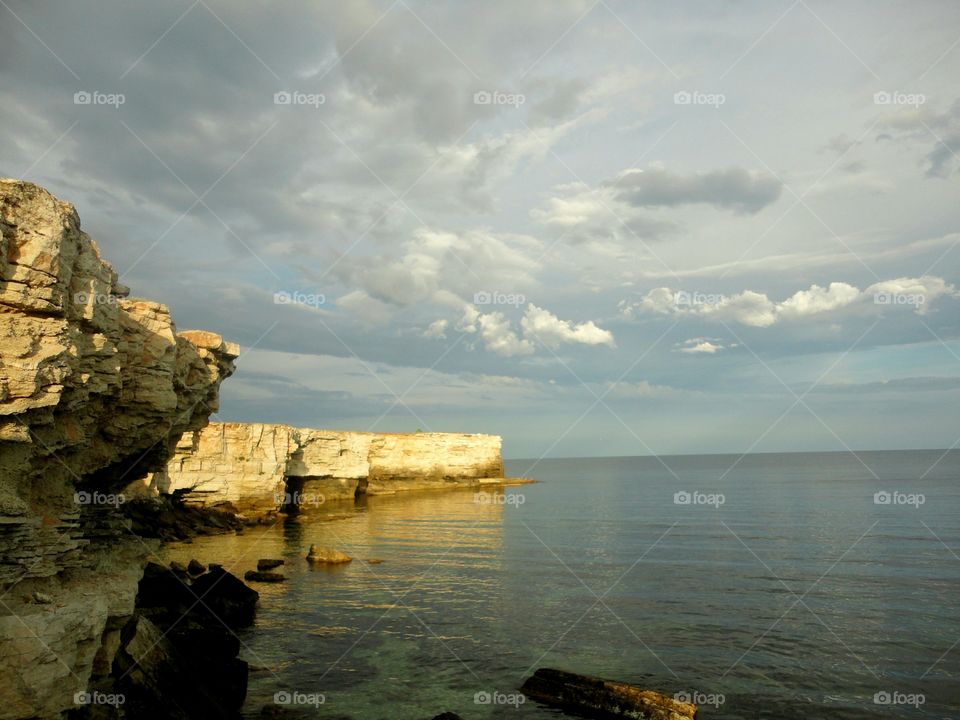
[0,180,237,719]
[147,422,505,514]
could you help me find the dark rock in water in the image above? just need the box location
[167,623,242,659]
[114,614,248,720]
[244,570,286,583]
[520,668,697,720]
[139,561,259,629]
[257,558,285,571]
[188,558,207,575]
[430,713,464,720]
[138,561,195,612]
[110,563,258,718]
[169,559,189,575]
[191,566,260,628]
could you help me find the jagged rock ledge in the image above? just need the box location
[139,422,512,516]
[0,179,238,719]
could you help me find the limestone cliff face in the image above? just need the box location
[150,422,504,512]
[0,180,237,719]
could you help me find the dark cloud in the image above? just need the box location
[607,166,782,213]
[879,98,960,178]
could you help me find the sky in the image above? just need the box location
[2,0,959,459]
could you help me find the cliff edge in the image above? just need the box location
[148,422,505,515]
[0,180,238,718]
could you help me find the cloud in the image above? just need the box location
[809,376,960,394]
[531,185,677,244]
[455,303,615,356]
[675,338,730,354]
[478,311,535,356]
[336,290,395,324]
[423,318,449,339]
[531,164,781,247]
[334,228,541,312]
[604,380,690,397]
[776,282,862,319]
[606,165,782,213]
[865,276,956,314]
[879,98,960,177]
[520,303,616,349]
[623,277,957,327]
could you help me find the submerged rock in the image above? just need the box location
[257,558,285,571]
[244,570,286,583]
[520,668,697,720]
[306,544,352,564]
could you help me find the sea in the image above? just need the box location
[162,449,960,719]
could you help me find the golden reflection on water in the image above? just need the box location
[161,486,510,606]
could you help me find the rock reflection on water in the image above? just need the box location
[161,486,512,719]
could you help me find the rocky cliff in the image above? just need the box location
[0,180,238,719]
[146,422,505,513]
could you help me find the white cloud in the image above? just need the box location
[455,302,615,356]
[623,276,957,327]
[520,303,616,349]
[676,338,729,354]
[776,282,861,319]
[605,380,688,397]
[423,319,448,339]
[478,311,535,357]
[865,276,956,315]
[335,227,542,317]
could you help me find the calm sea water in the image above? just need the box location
[163,450,960,719]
